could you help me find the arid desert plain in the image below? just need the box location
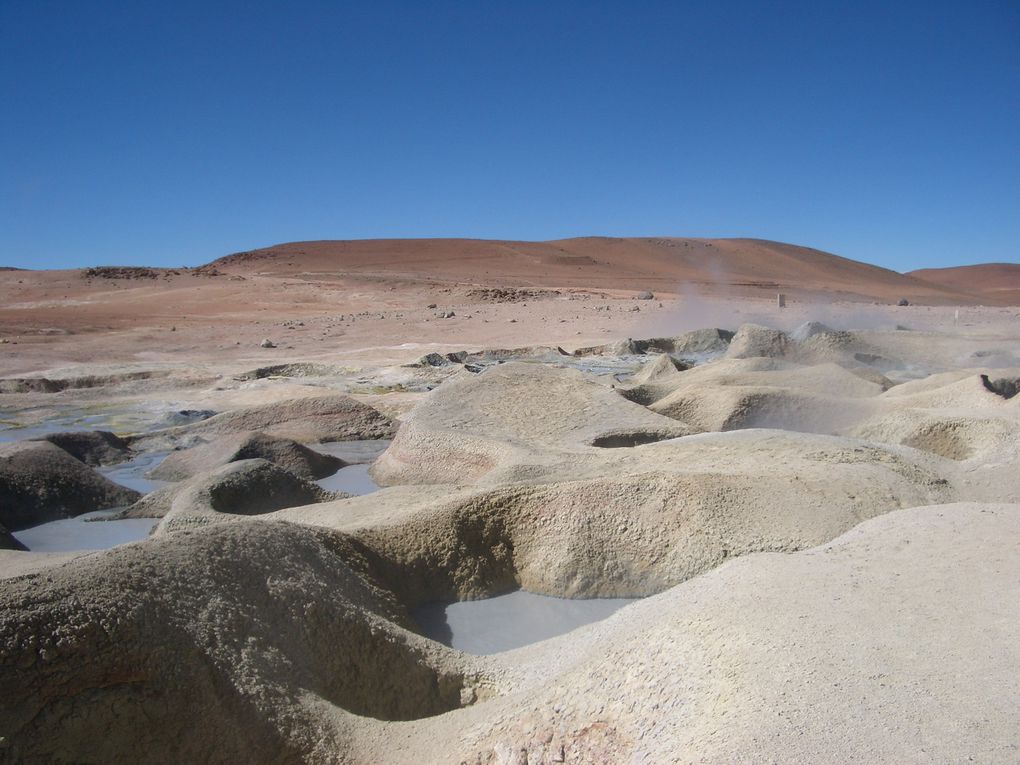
[2,237,1020,763]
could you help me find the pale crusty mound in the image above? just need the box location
[4,306,1020,763]
[371,362,692,486]
[0,441,140,531]
[2,503,1019,763]
[132,394,396,450]
[117,458,342,523]
[148,431,343,481]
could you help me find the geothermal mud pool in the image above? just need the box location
[97,450,171,493]
[2,315,1020,763]
[414,590,638,655]
[310,439,389,495]
[10,510,157,552]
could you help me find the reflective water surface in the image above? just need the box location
[12,510,157,552]
[413,590,638,655]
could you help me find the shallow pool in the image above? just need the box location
[315,463,380,495]
[413,590,638,655]
[309,439,391,463]
[97,451,171,494]
[11,510,157,552]
[310,440,389,495]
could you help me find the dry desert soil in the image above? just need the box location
[1,237,1019,764]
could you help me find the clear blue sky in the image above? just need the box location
[1,1,1017,271]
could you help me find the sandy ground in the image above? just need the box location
[2,248,1018,379]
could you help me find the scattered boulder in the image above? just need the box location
[897,298,910,306]
[34,430,131,466]
[259,338,276,348]
[148,431,344,481]
[0,441,140,531]
[635,290,654,300]
[980,374,1019,400]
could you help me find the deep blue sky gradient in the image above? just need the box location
[2,1,1018,271]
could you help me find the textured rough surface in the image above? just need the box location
[149,430,344,480]
[724,322,791,359]
[378,503,1020,765]
[3,294,1020,763]
[0,441,140,531]
[114,458,341,524]
[276,428,953,600]
[34,430,132,466]
[0,521,475,764]
[133,394,395,449]
[2,503,1019,764]
[371,363,692,486]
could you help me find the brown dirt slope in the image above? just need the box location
[909,263,1020,304]
[210,237,982,302]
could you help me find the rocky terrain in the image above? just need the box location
[1,239,1019,763]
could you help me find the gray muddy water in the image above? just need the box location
[414,590,638,655]
[310,440,389,495]
[12,510,157,552]
[97,451,171,494]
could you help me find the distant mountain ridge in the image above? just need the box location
[206,237,1016,304]
[909,263,1020,304]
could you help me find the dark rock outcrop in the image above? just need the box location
[981,374,1019,400]
[0,523,27,551]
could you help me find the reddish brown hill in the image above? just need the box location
[209,237,983,303]
[909,263,1020,304]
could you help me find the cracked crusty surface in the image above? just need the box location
[2,293,1020,763]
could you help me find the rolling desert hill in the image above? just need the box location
[210,237,994,304]
[1,236,1016,378]
[910,263,1020,305]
